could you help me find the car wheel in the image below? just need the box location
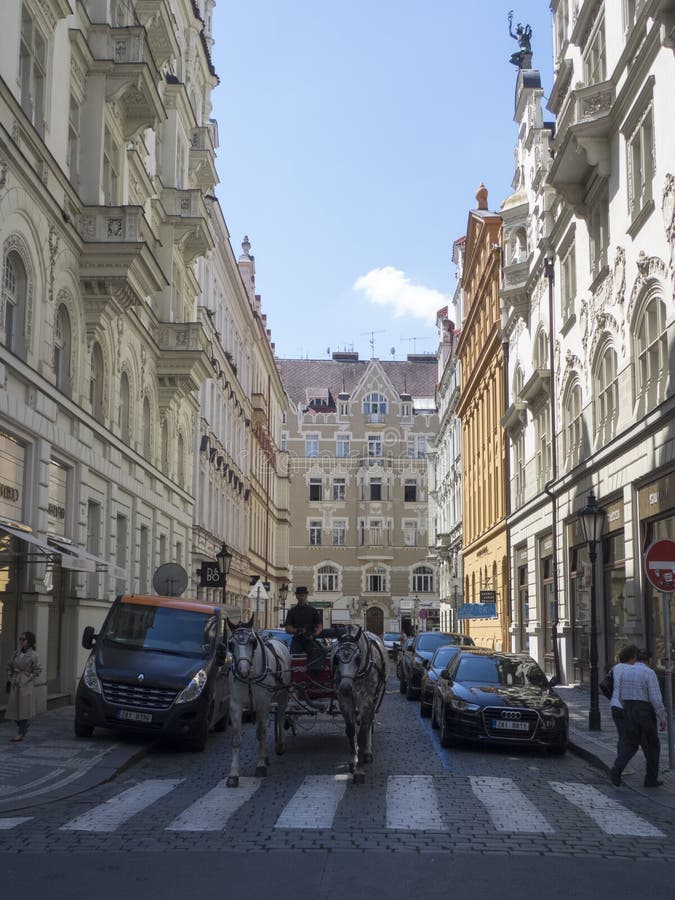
[419,697,431,718]
[406,682,419,701]
[74,720,94,738]
[188,715,209,752]
[439,708,455,748]
[548,736,568,756]
[431,698,439,730]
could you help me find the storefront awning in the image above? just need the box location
[48,538,125,579]
[0,523,79,567]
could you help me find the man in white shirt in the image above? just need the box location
[609,644,638,758]
[610,648,666,788]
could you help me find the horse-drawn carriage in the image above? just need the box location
[223,618,387,786]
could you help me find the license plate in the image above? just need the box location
[117,709,152,723]
[492,719,529,731]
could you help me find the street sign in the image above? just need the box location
[480,590,496,603]
[248,581,269,601]
[644,539,675,592]
[196,561,223,588]
[418,608,428,619]
[458,602,497,620]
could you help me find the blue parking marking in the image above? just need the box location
[420,714,453,771]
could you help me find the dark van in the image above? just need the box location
[74,594,230,751]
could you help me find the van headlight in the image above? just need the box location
[83,655,102,694]
[176,669,207,704]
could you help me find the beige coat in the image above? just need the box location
[6,647,41,721]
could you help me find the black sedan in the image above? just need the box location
[400,631,475,700]
[419,645,463,718]
[432,648,568,754]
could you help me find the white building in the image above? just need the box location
[502,0,675,686]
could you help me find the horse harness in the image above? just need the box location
[334,633,387,712]
[229,627,288,692]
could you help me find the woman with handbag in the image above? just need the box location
[5,631,41,742]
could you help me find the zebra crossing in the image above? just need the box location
[0,774,667,838]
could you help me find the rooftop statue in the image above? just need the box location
[508,10,533,69]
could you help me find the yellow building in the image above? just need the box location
[455,186,509,650]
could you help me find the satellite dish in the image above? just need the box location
[152,562,188,597]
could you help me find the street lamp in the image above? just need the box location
[277,582,289,626]
[215,543,233,607]
[361,598,369,628]
[578,491,606,731]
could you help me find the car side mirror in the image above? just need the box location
[82,626,96,650]
[422,659,430,668]
[440,669,451,681]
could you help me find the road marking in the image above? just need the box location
[550,782,665,837]
[166,777,262,831]
[61,779,182,832]
[387,775,445,830]
[0,817,33,829]
[470,776,554,833]
[274,774,349,830]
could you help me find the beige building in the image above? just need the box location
[278,352,439,635]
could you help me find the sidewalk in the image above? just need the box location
[558,684,675,810]
[0,705,152,813]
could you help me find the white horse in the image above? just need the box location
[226,617,291,788]
[333,625,388,784]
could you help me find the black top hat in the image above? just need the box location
[295,586,308,595]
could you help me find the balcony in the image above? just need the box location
[364,412,386,425]
[501,401,528,435]
[154,321,212,407]
[520,370,551,411]
[79,206,166,338]
[89,26,165,139]
[548,80,615,212]
[135,1,181,68]
[158,188,214,262]
[189,126,219,192]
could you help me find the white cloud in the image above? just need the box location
[352,266,446,323]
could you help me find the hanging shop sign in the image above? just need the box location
[0,431,24,522]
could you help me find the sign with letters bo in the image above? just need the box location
[197,561,224,588]
[644,539,675,593]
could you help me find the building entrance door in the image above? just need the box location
[365,605,383,635]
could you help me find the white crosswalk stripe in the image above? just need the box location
[550,782,666,837]
[166,777,261,831]
[469,776,554,833]
[274,774,349,829]
[387,775,444,830]
[60,779,182,832]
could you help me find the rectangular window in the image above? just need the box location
[367,571,385,592]
[103,127,120,205]
[369,478,382,501]
[309,520,322,546]
[403,521,417,547]
[561,241,576,322]
[367,434,382,458]
[20,9,46,136]
[583,18,606,85]
[338,402,349,416]
[535,407,552,491]
[309,477,323,501]
[333,520,346,545]
[280,431,288,452]
[87,499,101,596]
[407,435,427,458]
[627,107,654,222]
[336,434,350,458]
[68,96,80,188]
[404,480,417,502]
[305,433,319,458]
[588,186,609,277]
[332,478,346,501]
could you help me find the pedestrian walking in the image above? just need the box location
[5,631,41,742]
[610,647,666,788]
[608,644,638,758]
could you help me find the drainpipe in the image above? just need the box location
[543,258,562,686]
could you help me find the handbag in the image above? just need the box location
[599,668,614,700]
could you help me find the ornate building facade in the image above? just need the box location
[278,353,439,635]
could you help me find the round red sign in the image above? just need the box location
[418,608,428,619]
[644,539,675,593]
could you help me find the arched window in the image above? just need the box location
[119,372,131,444]
[513,366,524,398]
[365,564,387,593]
[510,227,527,264]
[54,304,71,395]
[316,564,339,593]
[90,342,104,423]
[533,329,549,369]
[177,432,185,485]
[563,380,583,468]
[593,343,618,446]
[635,295,667,415]
[160,420,169,471]
[363,392,387,416]
[2,251,27,359]
[412,565,434,593]
[142,396,151,459]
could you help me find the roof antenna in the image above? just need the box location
[361,329,386,357]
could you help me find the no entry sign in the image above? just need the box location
[644,539,675,592]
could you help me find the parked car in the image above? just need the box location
[419,645,463,718]
[396,637,414,680]
[432,648,568,755]
[382,632,402,658]
[75,594,230,751]
[400,631,475,700]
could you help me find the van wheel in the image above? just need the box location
[188,717,209,752]
[74,720,94,738]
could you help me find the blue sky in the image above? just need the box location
[210,1,554,361]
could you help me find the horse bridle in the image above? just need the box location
[229,626,287,688]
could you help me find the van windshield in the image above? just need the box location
[102,603,217,658]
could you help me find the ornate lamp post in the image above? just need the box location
[215,543,233,607]
[578,492,606,731]
[277,582,289,626]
